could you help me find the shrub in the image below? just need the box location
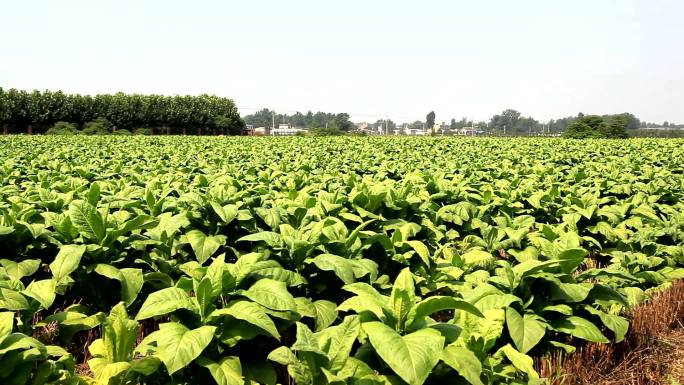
[82,118,111,135]
[563,115,628,139]
[45,121,79,135]
[133,127,151,135]
[112,129,132,135]
[309,126,344,136]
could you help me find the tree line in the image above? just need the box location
[0,88,244,135]
[243,109,355,132]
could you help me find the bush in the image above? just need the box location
[309,126,344,136]
[45,121,79,135]
[112,129,132,135]
[82,118,111,135]
[563,115,628,139]
[133,128,151,135]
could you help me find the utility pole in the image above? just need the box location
[503,124,506,136]
[386,114,389,135]
[272,111,275,130]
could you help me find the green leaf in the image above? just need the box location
[195,277,215,320]
[210,301,280,339]
[406,296,483,330]
[155,323,216,375]
[135,288,198,320]
[237,231,282,247]
[99,303,139,364]
[239,279,296,312]
[50,244,86,282]
[0,288,29,310]
[186,229,226,265]
[197,356,244,385]
[551,316,609,343]
[505,307,546,354]
[316,315,360,372]
[291,322,326,357]
[312,300,338,332]
[23,279,56,309]
[307,254,355,285]
[404,240,431,266]
[0,259,40,280]
[69,200,105,242]
[462,250,495,267]
[363,321,445,385]
[94,264,144,306]
[441,345,484,385]
[0,311,14,337]
[210,202,239,225]
[499,344,539,380]
[390,268,416,330]
[583,306,629,342]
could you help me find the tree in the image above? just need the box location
[599,115,629,138]
[333,113,354,131]
[489,109,521,133]
[562,115,627,139]
[0,88,10,134]
[426,111,436,133]
[449,118,457,130]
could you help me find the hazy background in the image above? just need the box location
[1,0,682,123]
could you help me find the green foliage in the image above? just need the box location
[45,121,79,135]
[309,126,344,136]
[0,87,242,134]
[82,117,111,135]
[563,114,629,138]
[0,136,682,385]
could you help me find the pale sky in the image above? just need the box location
[1,0,682,124]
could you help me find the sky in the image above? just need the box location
[1,0,683,124]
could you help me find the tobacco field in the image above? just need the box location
[0,136,683,385]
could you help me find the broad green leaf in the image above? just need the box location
[210,301,280,339]
[307,254,355,284]
[312,300,338,332]
[239,279,296,312]
[499,344,539,380]
[505,307,546,354]
[551,316,609,343]
[155,323,216,374]
[390,268,416,329]
[291,322,326,357]
[135,288,197,320]
[404,240,431,266]
[0,259,40,280]
[50,244,86,282]
[363,321,445,385]
[406,296,482,330]
[23,279,56,309]
[0,288,29,310]
[583,306,629,342]
[461,250,495,267]
[237,231,282,247]
[0,311,13,337]
[316,315,360,372]
[94,264,144,306]
[441,345,484,385]
[197,356,244,385]
[186,229,226,265]
[69,200,105,242]
[98,303,138,365]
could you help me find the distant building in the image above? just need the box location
[404,128,428,136]
[271,123,306,136]
[456,127,477,136]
